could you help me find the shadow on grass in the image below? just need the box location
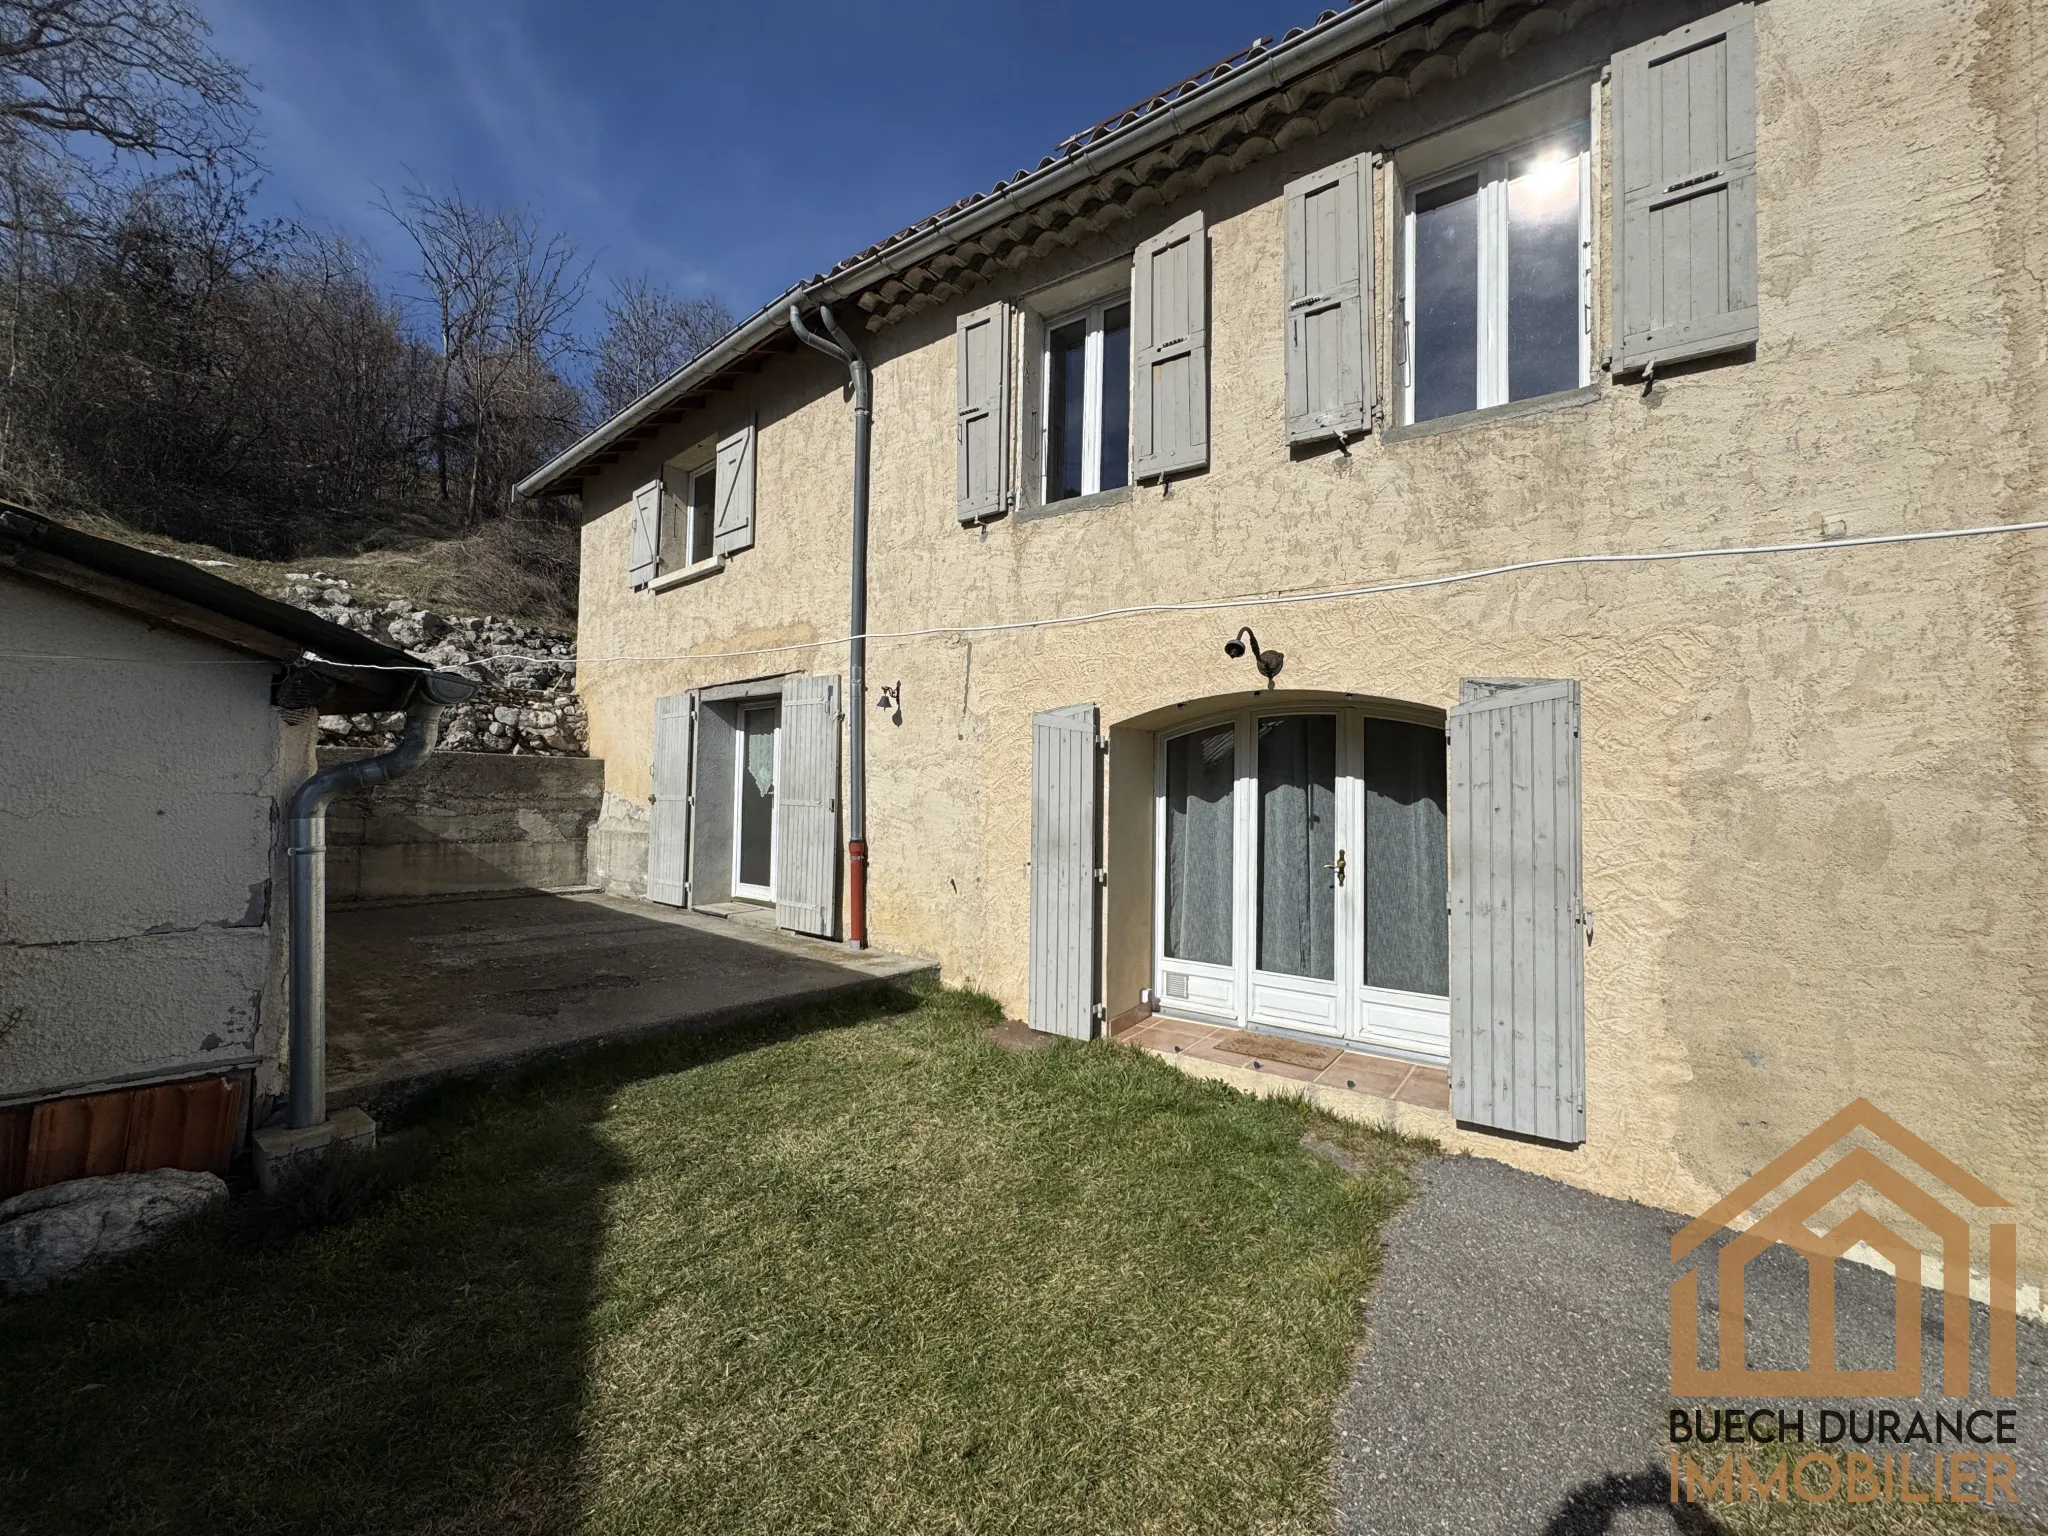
[0,983,925,1536]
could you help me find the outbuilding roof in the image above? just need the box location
[0,503,426,713]
[519,0,1572,499]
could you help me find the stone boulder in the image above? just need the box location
[0,1169,228,1295]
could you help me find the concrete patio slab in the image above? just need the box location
[324,891,934,1108]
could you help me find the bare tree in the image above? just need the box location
[591,274,732,421]
[0,0,249,170]
[381,180,588,524]
[380,182,510,505]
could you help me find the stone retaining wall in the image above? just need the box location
[320,749,603,903]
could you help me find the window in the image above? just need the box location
[656,458,718,578]
[1402,119,1590,424]
[1043,299,1131,502]
[685,463,716,566]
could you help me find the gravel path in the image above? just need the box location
[1332,1156,2047,1534]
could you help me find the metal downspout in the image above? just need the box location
[284,671,476,1128]
[789,303,871,949]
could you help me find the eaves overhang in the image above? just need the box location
[0,502,426,713]
[519,0,1580,500]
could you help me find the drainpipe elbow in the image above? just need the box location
[819,306,870,409]
[790,303,848,365]
[287,674,473,830]
[283,668,475,1130]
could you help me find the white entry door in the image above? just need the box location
[1154,707,1451,1063]
[732,701,780,902]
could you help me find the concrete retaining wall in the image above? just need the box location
[320,749,603,903]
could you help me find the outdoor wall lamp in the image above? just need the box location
[1224,627,1284,685]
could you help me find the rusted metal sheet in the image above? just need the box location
[2,1074,248,1200]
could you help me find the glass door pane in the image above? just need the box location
[736,704,778,893]
[1163,723,1235,965]
[1362,718,1449,996]
[1256,715,1336,980]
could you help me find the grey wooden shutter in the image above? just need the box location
[1285,154,1373,443]
[955,301,1012,522]
[1611,3,1758,373]
[774,674,840,937]
[1448,678,1585,1144]
[1130,211,1208,480]
[628,479,660,587]
[647,690,695,906]
[1028,703,1100,1039]
[712,417,757,555]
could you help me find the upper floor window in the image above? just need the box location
[1402,119,1590,424]
[658,459,717,573]
[1044,299,1131,502]
[683,462,716,566]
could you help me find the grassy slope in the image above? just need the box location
[52,512,574,631]
[0,987,1418,1536]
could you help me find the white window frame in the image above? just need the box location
[684,462,717,566]
[650,451,725,591]
[731,702,780,904]
[1040,298,1128,502]
[1400,122,1592,425]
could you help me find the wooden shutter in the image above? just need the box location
[1448,678,1585,1144]
[628,479,660,587]
[1611,3,1758,373]
[774,674,840,937]
[1130,211,1208,480]
[1028,703,1100,1039]
[712,417,757,555]
[647,691,694,907]
[1285,154,1373,443]
[955,300,1012,522]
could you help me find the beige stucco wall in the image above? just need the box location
[0,573,309,1106]
[572,0,2047,1279]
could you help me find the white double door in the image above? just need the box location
[1152,707,1451,1062]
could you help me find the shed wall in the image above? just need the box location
[0,573,306,1106]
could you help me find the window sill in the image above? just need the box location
[1382,383,1603,443]
[1015,484,1134,524]
[650,556,725,591]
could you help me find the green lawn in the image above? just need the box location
[0,985,1418,1535]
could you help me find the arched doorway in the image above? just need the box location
[1150,698,1451,1063]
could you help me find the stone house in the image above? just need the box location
[0,506,423,1197]
[520,0,2048,1292]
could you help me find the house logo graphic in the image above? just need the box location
[1671,1098,2019,1398]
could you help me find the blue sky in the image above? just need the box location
[203,0,1317,332]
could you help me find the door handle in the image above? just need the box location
[1324,849,1346,886]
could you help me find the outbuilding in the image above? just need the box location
[0,505,426,1197]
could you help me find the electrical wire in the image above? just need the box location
[547,515,2048,670]
[7,516,2045,674]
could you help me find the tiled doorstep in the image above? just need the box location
[1118,1019,1457,1139]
